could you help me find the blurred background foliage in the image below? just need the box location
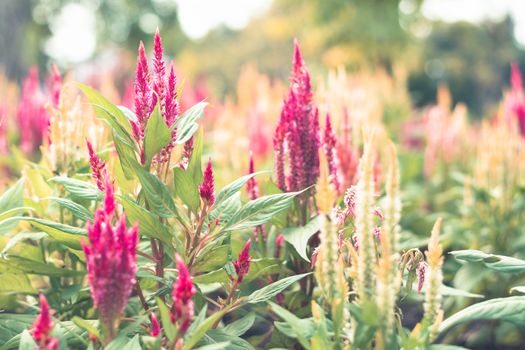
[1,0,524,117]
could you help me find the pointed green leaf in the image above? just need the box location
[144,103,172,167]
[173,167,201,214]
[247,273,310,304]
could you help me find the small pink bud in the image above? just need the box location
[32,294,59,350]
[86,139,107,191]
[417,261,427,293]
[199,158,215,205]
[274,234,284,258]
[150,313,161,337]
[246,151,260,200]
[233,239,252,283]
[171,254,196,334]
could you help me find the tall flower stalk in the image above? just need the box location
[273,39,320,215]
[354,134,377,302]
[421,218,444,342]
[131,29,180,172]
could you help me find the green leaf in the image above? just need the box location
[0,178,25,234]
[47,197,93,222]
[174,102,207,144]
[1,256,84,277]
[144,103,172,167]
[0,207,34,224]
[113,129,140,180]
[194,342,232,350]
[105,316,147,350]
[204,329,253,350]
[215,172,267,207]
[173,167,201,214]
[188,128,204,184]
[18,330,36,350]
[49,177,103,201]
[282,216,320,262]
[134,166,179,218]
[0,217,85,249]
[223,191,303,232]
[209,193,241,227]
[76,83,133,138]
[76,83,139,180]
[71,317,99,338]
[440,285,483,299]
[183,308,227,350]
[1,232,47,256]
[223,312,255,337]
[247,273,310,304]
[269,302,312,349]
[428,345,470,350]
[439,296,525,333]
[193,245,229,273]
[157,297,177,341]
[0,274,35,294]
[121,196,172,244]
[451,250,525,273]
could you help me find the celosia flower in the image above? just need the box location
[82,181,138,336]
[17,67,47,154]
[417,261,427,294]
[199,158,215,205]
[337,186,357,224]
[274,234,284,258]
[131,30,181,165]
[273,39,320,192]
[247,152,266,240]
[323,113,342,194]
[150,313,161,337]
[132,41,153,143]
[422,218,444,340]
[171,254,196,334]
[0,106,7,154]
[48,64,62,109]
[355,136,376,302]
[246,152,260,200]
[233,239,252,283]
[179,136,194,169]
[86,139,107,191]
[32,294,59,350]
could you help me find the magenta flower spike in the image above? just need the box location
[17,67,47,154]
[82,182,138,336]
[417,261,427,294]
[273,39,320,192]
[152,28,166,106]
[233,239,252,283]
[246,152,260,200]
[273,110,287,191]
[133,41,153,142]
[150,313,161,337]
[48,64,62,108]
[86,140,107,191]
[511,63,523,93]
[199,158,215,206]
[32,294,59,350]
[171,254,196,334]
[323,113,341,194]
[165,62,180,128]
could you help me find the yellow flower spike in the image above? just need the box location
[384,140,401,254]
[355,131,377,302]
[422,218,444,342]
[316,151,336,215]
